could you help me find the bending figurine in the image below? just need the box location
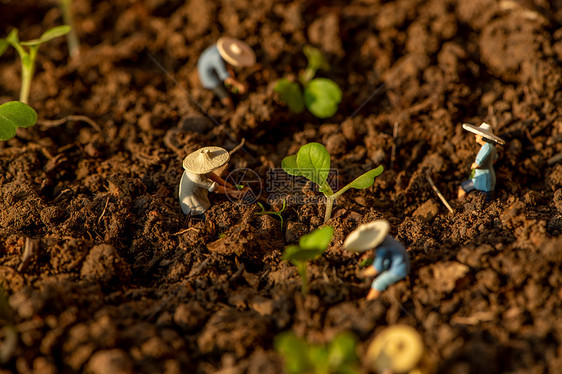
[179,146,249,220]
[344,220,410,300]
[197,37,256,109]
[457,122,505,202]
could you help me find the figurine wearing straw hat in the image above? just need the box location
[179,146,249,219]
[344,220,410,300]
[197,37,256,109]
[457,122,505,202]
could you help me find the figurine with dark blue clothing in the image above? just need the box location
[344,220,411,300]
[197,37,256,109]
[457,122,505,202]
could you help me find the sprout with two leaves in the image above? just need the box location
[0,26,71,104]
[282,142,384,222]
[275,330,359,374]
[274,46,342,119]
[283,225,333,295]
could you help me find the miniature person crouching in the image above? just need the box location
[197,37,256,110]
[344,220,410,300]
[179,146,249,220]
[457,122,505,202]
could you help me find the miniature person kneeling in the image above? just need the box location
[179,146,249,220]
[197,37,256,110]
[457,122,505,202]
[344,220,410,300]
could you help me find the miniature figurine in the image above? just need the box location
[197,37,256,109]
[179,146,249,219]
[457,122,505,202]
[344,220,410,300]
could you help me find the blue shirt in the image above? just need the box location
[197,45,231,89]
[371,236,410,291]
[472,142,498,192]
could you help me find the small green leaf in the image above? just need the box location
[359,258,374,268]
[344,165,384,190]
[283,244,322,264]
[333,165,384,199]
[309,345,330,372]
[281,154,301,176]
[275,332,314,374]
[274,78,304,113]
[0,39,8,57]
[327,333,358,368]
[20,25,71,46]
[0,101,38,141]
[296,142,331,187]
[5,29,19,45]
[304,78,342,118]
[303,45,330,72]
[299,226,333,251]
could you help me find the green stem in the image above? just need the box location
[300,67,316,85]
[324,196,334,223]
[60,0,80,58]
[19,61,33,104]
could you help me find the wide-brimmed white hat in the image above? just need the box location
[366,325,424,372]
[183,146,229,174]
[462,122,505,145]
[217,37,256,67]
[343,220,390,252]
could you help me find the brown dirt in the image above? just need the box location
[1,0,562,373]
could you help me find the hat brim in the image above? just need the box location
[183,146,230,174]
[462,123,505,145]
[366,325,424,372]
[343,220,390,252]
[217,37,256,67]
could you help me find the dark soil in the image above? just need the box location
[1,0,562,373]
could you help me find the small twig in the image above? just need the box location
[39,115,102,132]
[426,173,454,213]
[229,138,246,155]
[390,120,399,168]
[17,238,39,272]
[172,227,200,236]
[547,152,562,165]
[98,195,110,225]
[231,257,245,282]
[216,138,247,177]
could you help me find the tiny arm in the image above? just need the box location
[224,67,247,94]
[208,172,236,189]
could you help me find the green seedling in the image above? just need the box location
[275,331,359,374]
[282,142,384,222]
[0,26,71,104]
[255,199,286,228]
[358,257,374,268]
[0,101,38,141]
[283,225,333,295]
[225,82,240,94]
[274,45,342,118]
[59,0,80,58]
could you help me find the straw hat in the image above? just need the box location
[183,146,229,174]
[343,220,390,252]
[366,325,424,373]
[217,37,256,67]
[462,122,505,145]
